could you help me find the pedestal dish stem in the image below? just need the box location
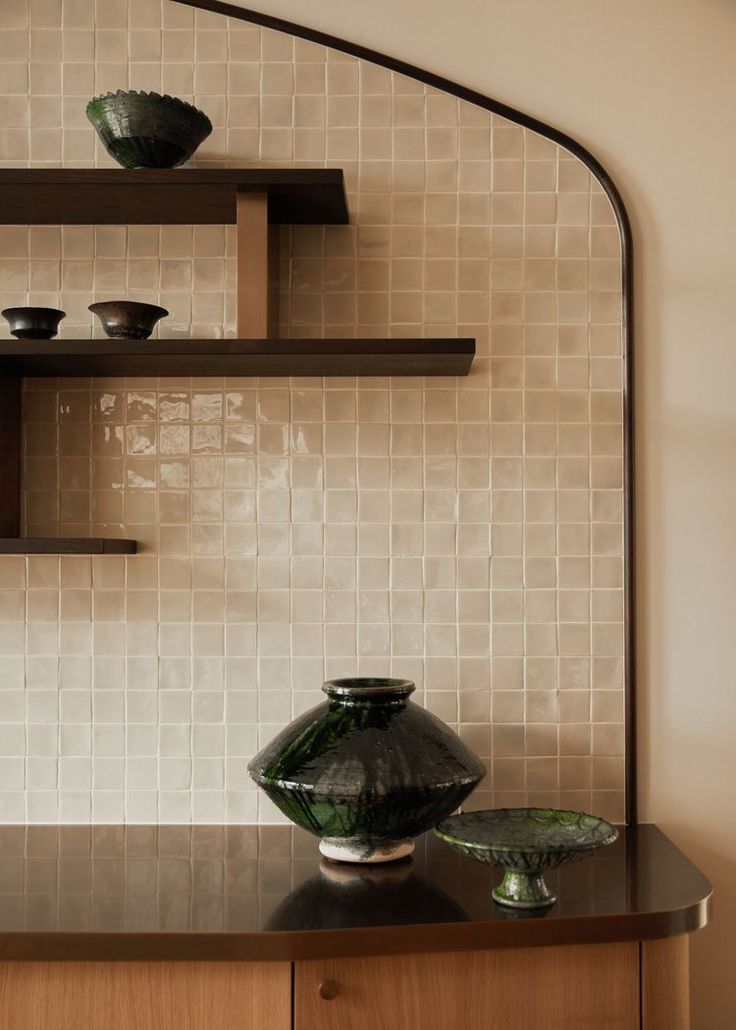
[492,870,556,909]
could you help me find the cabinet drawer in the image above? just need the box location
[295,943,639,1030]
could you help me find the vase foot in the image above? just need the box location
[492,870,556,909]
[319,837,415,864]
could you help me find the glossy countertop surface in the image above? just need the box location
[0,824,711,960]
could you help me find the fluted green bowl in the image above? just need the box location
[435,808,618,909]
[86,90,212,169]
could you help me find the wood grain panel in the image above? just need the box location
[0,961,291,1030]
[0,378,20,537]
[642,936,690,1030]
[296,943,639,1030]
[237,191,270,338]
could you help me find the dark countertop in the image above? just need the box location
[0,824,710,961]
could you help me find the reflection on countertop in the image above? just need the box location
[0,824,708,931]
[0,824,711,960]
[266,858,469,931]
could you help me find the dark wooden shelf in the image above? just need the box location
[0,538,137,555]
[0,338,475,377]
[0,170,469,555]
[0,168,349,225]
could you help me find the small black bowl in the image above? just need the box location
[89,301,168,340]
[86,90,212,169]
[2,307,66,340]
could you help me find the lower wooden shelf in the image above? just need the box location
[0,538,137,555]
[0,337,475,555]
[0,338,476,378]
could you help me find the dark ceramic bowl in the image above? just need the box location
[435,808,618,909]
[86,90,212,169]
[249,678,485,864]
[89,301,168,340]
[1,306,66,340]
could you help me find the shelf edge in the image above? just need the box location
[0,538,138,555]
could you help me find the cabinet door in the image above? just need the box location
[296,943,639,1030]
[0,961,291,1030]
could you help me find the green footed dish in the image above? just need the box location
[248,678,485,864]
[434,808,618,909]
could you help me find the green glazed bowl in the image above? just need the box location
[434,807,618,909]
[86,90,212,169]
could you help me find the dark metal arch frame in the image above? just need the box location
[173,0,637,825]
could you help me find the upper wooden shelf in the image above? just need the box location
[0,168,349,225]
[0,338,475,377]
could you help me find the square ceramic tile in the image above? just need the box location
[0,0,625,823]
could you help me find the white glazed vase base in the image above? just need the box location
[319,837,415,864]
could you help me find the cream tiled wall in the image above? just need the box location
[0,0,625,824]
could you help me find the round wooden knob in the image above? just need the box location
[319,979,339,1001]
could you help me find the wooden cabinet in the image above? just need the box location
[295,938,689,1030]
[0,825,705,1029]
[295,944,640,1030]
[642,937,690,1030]
[0,937,691,1030]
[0,961,291,1030]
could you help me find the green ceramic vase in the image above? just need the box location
[248,678,485,863]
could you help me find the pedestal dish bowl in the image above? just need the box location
[89,301,168,340]
[86,90,212,169]
[2,307,66,340]
[434,807,618,909]
[248,678,485,864]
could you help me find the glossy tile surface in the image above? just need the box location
[0,0,625,823]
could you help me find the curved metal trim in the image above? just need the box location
[173,0,637,825]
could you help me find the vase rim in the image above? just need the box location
[88,301,169,317]
[322,677,415,700]
[2,306,66,318]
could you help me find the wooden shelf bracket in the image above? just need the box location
[236,191,270,339]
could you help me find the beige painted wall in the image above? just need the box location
[226,0,736,1025]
